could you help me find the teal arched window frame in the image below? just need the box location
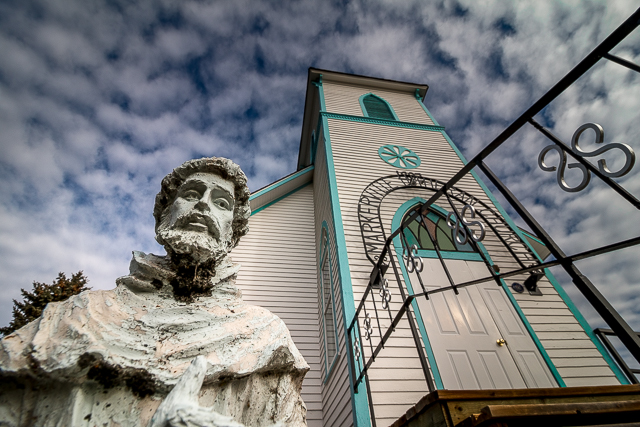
[359,93,399,121]
[391,197,564,389]
[319,222,340,381]
[395,199,484,261]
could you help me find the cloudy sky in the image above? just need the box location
[1,0,639,352]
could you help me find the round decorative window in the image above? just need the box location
[378,145,421,169]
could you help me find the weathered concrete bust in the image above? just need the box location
[153,158,251,302]
[154,157,251,260]
[0,157,309,427]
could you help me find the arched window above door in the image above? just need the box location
[395,199,483,261]
[360,93,398,121]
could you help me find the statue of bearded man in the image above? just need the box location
[0,158,309,427]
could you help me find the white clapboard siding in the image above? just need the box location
[313,134,355,427]
[232,185,323,427]
[322,81,435,126]
[320,78,620,425]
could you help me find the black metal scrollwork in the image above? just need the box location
[446,204,485,244]
[379,278,391,310]
[363,313,373,340]
[402,244,423,273]
[538,122,636,192]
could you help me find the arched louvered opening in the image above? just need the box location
[361,94,397,120]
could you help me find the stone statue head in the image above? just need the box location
[154,157,251,264]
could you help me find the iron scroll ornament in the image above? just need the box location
[446,204,486,245]
[538,123,636,192]
[402,244,423,273]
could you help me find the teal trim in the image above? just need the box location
[393,198,565,387]
[417,250,483,261]
[435,125,629,385]
[312,119,323,165]
[319,221,341,383]
[317,75,326,112]
[359,93,400,121]
[318,84,372,427]
[520,229,546,246]
[249,165,314,201]
[250,182,312,216]
[415,101,441,127]
[321,111,445,132]
[392,198,445,389]
[310,130,317,164]
[312,74,323,88]
[545,270,630,385]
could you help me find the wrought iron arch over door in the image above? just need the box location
[348,171,563,395]
[357,171,539,268]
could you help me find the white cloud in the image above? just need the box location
[0,0,638,363]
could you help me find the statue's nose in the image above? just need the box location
[194,197,210,212]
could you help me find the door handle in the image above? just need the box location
[496,338,506,346]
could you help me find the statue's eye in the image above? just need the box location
[182,190,200,201]
[214,198,230,210]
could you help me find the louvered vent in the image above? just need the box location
[362,95,396,120]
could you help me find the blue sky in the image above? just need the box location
[0,0,639,341]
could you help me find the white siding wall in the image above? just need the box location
[323,82,435,125]
[232,185,323,427]
[314,134,355,427]
[321,80,620,425]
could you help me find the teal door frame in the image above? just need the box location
[391,197,565,389]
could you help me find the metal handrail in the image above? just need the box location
[594,328,640,384]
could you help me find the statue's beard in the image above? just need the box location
[157,212,231,265]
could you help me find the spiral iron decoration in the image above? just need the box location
[446,205,486,245]
[538,123,636,192]
[363,313,374,341]
[379,278,392,310]
[403,244,424,273]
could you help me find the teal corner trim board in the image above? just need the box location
[358,93,400,121]
[415,99,441,127]
[318,84,372,426]
[428,106,630,385]
[392,198,445,390]
[321,111,444,132]
[520,228,546,246]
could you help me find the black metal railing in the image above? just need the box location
[345,7,640,425]
[594,328,640,384]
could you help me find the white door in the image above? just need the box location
[408,259,557,389]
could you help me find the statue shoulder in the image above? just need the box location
[0,288,120,377]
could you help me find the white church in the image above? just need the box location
[232,68,639,427]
